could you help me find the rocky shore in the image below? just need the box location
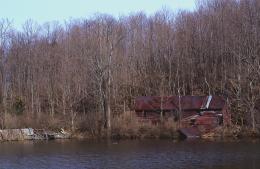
[0,128,71,141]
[0,125,259,142]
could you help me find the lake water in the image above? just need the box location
[0,139,259,169]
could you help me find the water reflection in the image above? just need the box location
[0,139,259,169]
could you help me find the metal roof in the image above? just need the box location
[135,95,226,111]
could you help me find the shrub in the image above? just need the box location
[12,97,25,115]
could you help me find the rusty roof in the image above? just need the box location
[135,96,226,111]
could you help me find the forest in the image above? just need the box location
[0,0,259,136]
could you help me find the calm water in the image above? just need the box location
[0,139,259,169]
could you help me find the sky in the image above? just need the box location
[0,0,196,29]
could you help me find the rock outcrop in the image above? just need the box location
[0,128,70,141]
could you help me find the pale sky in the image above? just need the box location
[0,0,196,29]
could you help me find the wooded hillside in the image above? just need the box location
[0,0,259,132]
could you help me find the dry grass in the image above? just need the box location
[111,111,179,139]
[201,125,260,140]
[2,111,180,140]
[2,111,259,140]
[2,113,70,130]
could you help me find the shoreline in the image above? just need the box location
[0,126,259,142]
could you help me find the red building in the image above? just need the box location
[135,95,231,138]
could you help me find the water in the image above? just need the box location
[0,139,259,169]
